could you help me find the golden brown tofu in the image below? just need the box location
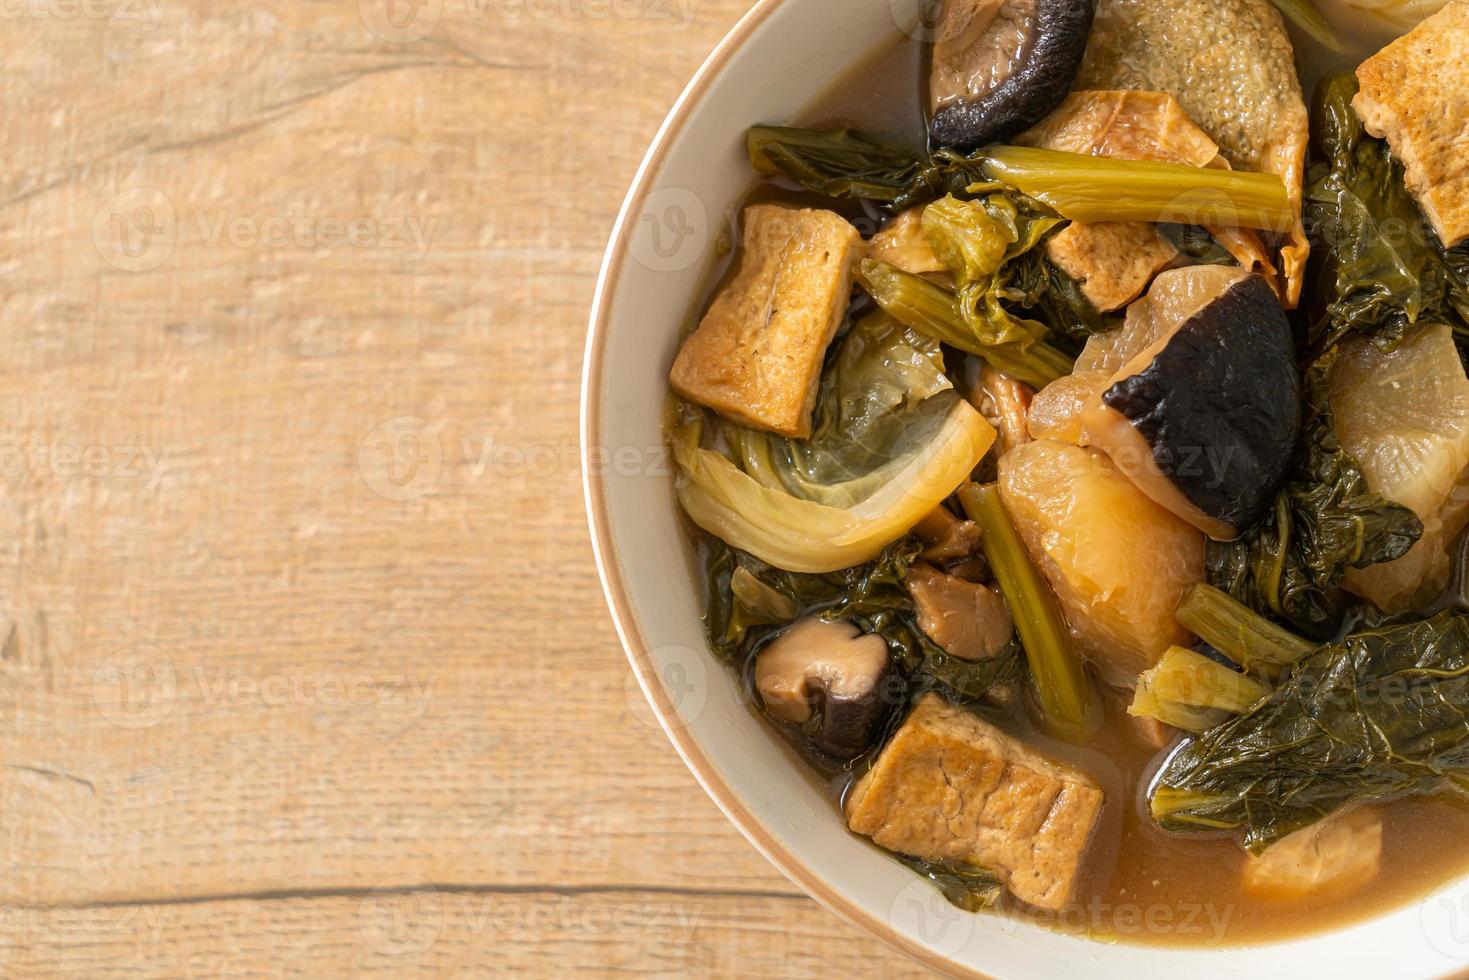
[1355,1,1469,247]
[1241,808,1382,901]
[868,207,948,276]
[1016,91,1222,311]
[1044,221,1178,312]
[908,563,1014,661]
[669,204,862,437]
[845,694,1104,910]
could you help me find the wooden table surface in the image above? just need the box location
[0,0,935,975]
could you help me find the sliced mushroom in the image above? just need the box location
[754,617,892,758]
[913,505,983,561]
[929,0,1096,150]
[908,563,1014,661]
[970,364,1035,456]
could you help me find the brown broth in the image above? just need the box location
[731,18,1469,949]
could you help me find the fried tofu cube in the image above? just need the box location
[1355,1,1469,247]
[1045,221,1179,313]
[669,204,862,437]
[845,694,1103,910]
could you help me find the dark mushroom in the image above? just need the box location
[1080,266,1300,540]
[928,0,1095,151]
[754,617,892,759]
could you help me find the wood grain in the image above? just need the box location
[0,0,934,974]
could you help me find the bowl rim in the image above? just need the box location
[577,2,989,974]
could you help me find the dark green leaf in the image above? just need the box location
[916,638,1024,704]
[1305,73,1469,354]
[746,126,990,212]
[896,856,1005,912]
[1005,247,1117,353]
[1152,609,1469,850]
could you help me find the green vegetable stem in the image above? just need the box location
[1129,646,1271,732]
[1174,583,1316,678]
[858,259,1073,389]
[959,482,1097,740]
[978,146,1296,232]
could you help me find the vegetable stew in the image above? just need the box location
[664,0,1469,947]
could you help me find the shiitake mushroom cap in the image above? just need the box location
[1090,274,1301,538]
[928,0,1096,151]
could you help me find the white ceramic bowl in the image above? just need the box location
[581,2,1469,975]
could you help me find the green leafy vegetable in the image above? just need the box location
[922,193,1066,348]
[1305,72,1469,354]
[857,191,1095,386]
[1175,584,1316,679]
[1129,645,1271,732]
[919,637,1025,704]
[857,259,1074,389]
[1152,609,1469,850]
[979,146,1295,232]
[959,483,1097,740]
[1207,356,1423,638]
[1005,248,1115,353]
[747,126,1296,233]
[896,856,1005,912]
[700,533,1019,708]
[746,126,988,213]
[728,312,958,508]
[920,195,1015,285]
